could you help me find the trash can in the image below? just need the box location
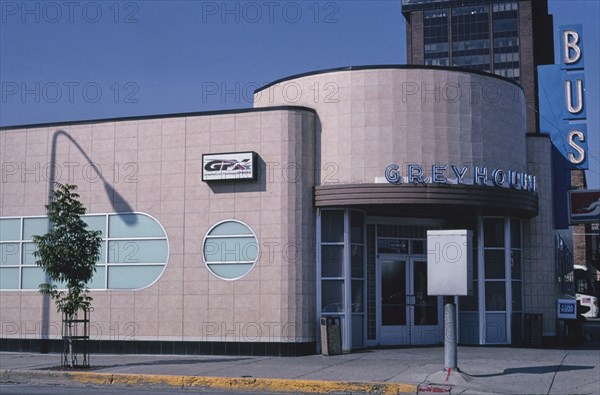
[320,316,342,356]
[523,313,543,347]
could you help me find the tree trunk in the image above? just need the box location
[68,314,74,367]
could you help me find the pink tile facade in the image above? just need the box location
[0,108,316,344]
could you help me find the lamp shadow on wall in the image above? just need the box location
[102,182,136,224]
[41,129,137,353]
[207,155,267,194]
[49,129,137,220]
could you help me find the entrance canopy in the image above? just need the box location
[315,184,538,218]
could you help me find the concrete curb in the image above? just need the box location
[1,369,418,394]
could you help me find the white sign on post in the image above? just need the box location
[427,230,473,296]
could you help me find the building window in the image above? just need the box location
[479,217,522,344]
[458,218,479,345]
[202,220,258,280]
[510,218,523,343]
[0,213,169,291]
[318,208,366,350]
[424,8,449,66]
[483,217,506,344]
[491,1,520,82]
[320,209,345,313]
[450,4,490,71]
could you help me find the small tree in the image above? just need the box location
[33,183,102,367]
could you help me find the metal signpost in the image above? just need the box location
[427,230,473,375]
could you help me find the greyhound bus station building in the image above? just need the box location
[0,66,566,355]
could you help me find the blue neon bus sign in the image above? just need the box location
[539,24,588,170]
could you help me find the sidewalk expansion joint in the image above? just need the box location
[546,352,569,395]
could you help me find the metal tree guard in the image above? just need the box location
[62,308,91,368]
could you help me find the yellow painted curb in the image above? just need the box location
[66,371,417,394]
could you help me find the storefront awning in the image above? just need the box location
[315,184,538,218]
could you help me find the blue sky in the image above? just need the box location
[0,0,598,187]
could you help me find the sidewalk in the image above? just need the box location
[1,343,599,394]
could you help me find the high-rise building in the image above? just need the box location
[402,0,554,134]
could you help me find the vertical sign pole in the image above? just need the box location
[427,230,472,380]
[444,297,457,371]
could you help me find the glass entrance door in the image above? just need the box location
[378,256,442,345]
[410,259,441,344]
[380,258,409,344]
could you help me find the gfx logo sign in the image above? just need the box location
[204,158,252,172]
[202,152,257,182]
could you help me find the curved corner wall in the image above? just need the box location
[254,66,527,188]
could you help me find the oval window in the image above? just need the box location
[0,213,169,291]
